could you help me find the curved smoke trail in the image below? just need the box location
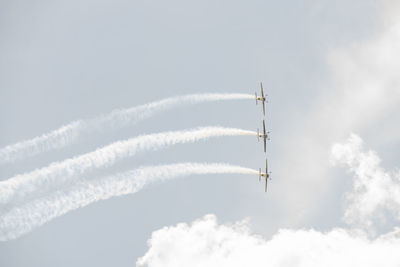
[0,93,253,164]
[0,162,257,241]
[0,127,256,205]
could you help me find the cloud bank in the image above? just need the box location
[137,215,400,267]
[137,134,400,267]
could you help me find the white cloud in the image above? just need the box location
[314,2,400,136]
[137,134,400,267]
[277,1,400,224]
[331,133,400,230]
[137,214,400,267]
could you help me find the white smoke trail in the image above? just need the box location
[0,162,257,241]
[0,127,255,205]
[0,93,253,164]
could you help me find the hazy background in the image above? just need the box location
[0,1,389,266]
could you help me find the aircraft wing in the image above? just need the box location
[265,178,268,192]
[263,120,267,152]
[262,101,265,116]
[260,82,264,98]
[263,120,266,135]
[263,138,266,153]
[265,159,269,192]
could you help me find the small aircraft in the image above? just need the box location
[255,82,267,116]
[259,158,271,192]
[257,120,270,153]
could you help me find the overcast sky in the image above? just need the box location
[1,0,400,266]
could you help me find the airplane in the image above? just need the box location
[259,158,271,192]
[257,119,270,153]
[255,82,267,116]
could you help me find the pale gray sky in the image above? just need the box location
[2,1,399,266]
